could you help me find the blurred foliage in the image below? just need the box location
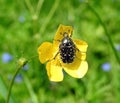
[0,0,120,103]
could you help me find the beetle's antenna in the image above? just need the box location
[53,39,61,42]
[60,32,69,37]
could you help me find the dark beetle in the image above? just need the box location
[59,33,76,63]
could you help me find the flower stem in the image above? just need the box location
[23,75,38,103]
[27,55,38,62]
[6,65,23,103]
[36,0,44,16]
[39,0,60,34]
[25,0,34,14]
[86,3,120,65]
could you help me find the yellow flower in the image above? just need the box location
[38,24,88,82]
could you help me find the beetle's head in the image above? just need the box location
[63,32,69,37]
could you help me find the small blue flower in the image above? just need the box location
[101,62,111,72]
[18,15,25,23]
[8,74,23,83]
[115,44,120,51]
[2,52,13,63]
[15,74,23,83]
[22,64,29,71]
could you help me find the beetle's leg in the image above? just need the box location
[75,46,86,53]
[75,46,86,61]
[53,52,59,60]
[47,52,59,62]
[75,55,82,61]
[69,29,73,37]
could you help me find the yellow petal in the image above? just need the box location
[76,51,86,61]
[53,24,73,47]
[74,39,88,52]
[38,42,58,63]
[61,57,81,70]
[63,61,88,78]
[46,58,63,82]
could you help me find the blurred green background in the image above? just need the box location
[0,0,120,103]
